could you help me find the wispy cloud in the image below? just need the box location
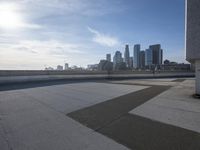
[0,39,90,69]
[8,0,126,17]
[88,27,120,47]
[16,23,42,29]
[5,40,84,55]
[0,22,42,29]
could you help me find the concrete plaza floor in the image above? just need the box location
[0,78,200,150]
[131,79,200,133]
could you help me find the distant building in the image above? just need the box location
[113,51,123,70]
[149,44,163,65]
[45,67,54,70]
[65,63,69,70]
[57,65,63,70]
[98,60,113,71]
[160,63,191,71]
[164,59,170,65]
[129,57,133,68]
[124,45,130,68]
[87,64,98,71]
[71,65,84,70]
[133,44,140,68]
[114,62,127,71]
[106,54,111,62]
[145,49,153,67]
[139,51,145,69]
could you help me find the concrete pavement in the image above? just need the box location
[0,82,144,150]
[0,78,200,150]
[130,79,200,133]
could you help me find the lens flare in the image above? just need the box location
[0,3,24,29]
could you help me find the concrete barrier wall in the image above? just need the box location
[0,71,195,85]
[0,70,194,77]
[0,70,107,76]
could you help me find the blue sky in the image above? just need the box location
[0,0,186,69]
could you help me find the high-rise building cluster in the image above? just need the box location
[97,44,164,71]
[44,44,191,71]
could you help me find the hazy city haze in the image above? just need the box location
[0,0,185,70]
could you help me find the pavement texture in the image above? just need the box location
[0,82,145,150]
[0,78,200,150]
[68,85,170,130]
[131,79,200,133]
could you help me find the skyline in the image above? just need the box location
[56,44,186,71]
[0,0,186,70]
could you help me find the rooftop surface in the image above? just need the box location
[0,78,200,150]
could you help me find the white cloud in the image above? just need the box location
[16,23,42,29]
[0,39,88,69]
[5,0,125,17]
[88,27,120,47]
[0,1,125,69]
[13,40,84,55]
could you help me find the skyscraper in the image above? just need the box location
[145,49,153,67]
[106,54,111,62]
[133,44,140,68]
[113,51,123,69]
[129,57,133,68]
[149,44,163,65]
[124,45,130,68]
[160,49,163,65]
[139,51,145,69]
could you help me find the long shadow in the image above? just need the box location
[68,85,170,130]
[0,78,107,91]
[68,85,200,150]
[99,114,200,150]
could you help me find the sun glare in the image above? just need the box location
[0,3,24,29]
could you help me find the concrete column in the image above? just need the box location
[196,60,200,95]
[186,0,200,96]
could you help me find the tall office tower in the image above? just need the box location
[161,49,163,65]
[106,54,111,62]
[129,57,133,68]
[139,51,145,69]
[65,63,69,70]
[145,49,153,67]
[133,44,141,68]
[149,44,163,65]
[124,45,130,68]
[113,51,123,68]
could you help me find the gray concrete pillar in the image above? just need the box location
[186,0,200,96]
[196,60,200,95]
